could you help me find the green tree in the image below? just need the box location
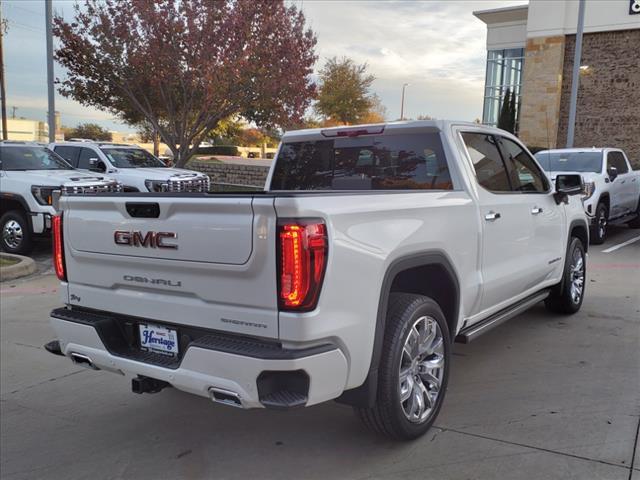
[497,89,514,133]
[54,0,317,167]
[509,91,518,133]
[315,57,375,125]
[65,122,112,141]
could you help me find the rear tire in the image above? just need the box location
[0,210,33,255]
[590,203,607,245]
[355,293,450,440]
[545,237,586,314]
[626,197,640,229]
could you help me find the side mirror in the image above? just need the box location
[607,166,618,182]
[554,174,583,204]
[89,158,106,173]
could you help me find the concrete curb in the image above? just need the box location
[0,253,37,282]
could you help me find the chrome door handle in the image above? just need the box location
[484,211,501,221]
[531,206,543,215]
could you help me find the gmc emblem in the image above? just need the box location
[114,230,178,249]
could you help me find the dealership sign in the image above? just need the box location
[631,0,640,15]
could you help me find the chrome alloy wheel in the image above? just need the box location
[569,247,585,304]
[2,219,23,250]
[398,315,445,424]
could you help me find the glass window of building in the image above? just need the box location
[482,48,524,132]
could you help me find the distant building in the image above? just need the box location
[6,118,49,143]
[474,0,639,162]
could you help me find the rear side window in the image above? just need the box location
[270,133,452,191]
[461,132,512,192]
[54,146,80,167]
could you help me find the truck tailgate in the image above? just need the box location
[61,195,280,338]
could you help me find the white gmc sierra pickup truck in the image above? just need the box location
[535,148,640,244]
[47,121,589,440]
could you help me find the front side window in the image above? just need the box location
[498,137,549,193]
[0,146,73,170]
[77,148,98,169]
[461,132,512,192]
[270,133,453,191]
[607,151,629,174]
[101,148,166,168]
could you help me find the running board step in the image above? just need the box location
[455,289,551,344]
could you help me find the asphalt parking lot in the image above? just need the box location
[1,228,639,480]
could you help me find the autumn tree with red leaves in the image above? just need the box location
[53,0,317,166]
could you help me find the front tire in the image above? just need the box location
[590,203,607,244]
[545,237,586,314]
[0,210,33,255]
[355,293,450,440]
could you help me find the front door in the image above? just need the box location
[497,136,565,285]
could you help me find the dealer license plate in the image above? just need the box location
[139,323,179,357]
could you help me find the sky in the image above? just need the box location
[0,0,527,132]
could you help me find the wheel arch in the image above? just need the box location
[0,193,30,217]
[569,218,589,253]
[597,193,610,212]
[337,251,461,408]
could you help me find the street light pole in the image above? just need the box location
[400,83,409,121]
[0,0,8,140]
[566,0,586,148]
[45,0,55,143]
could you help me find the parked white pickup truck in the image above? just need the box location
[49,141,210,193]
[535,148,640,244]
[47,121,589,440]
[0,142,120,254]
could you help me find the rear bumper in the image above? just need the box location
[50,308,348,409]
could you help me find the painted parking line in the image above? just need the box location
[602,235,640,253]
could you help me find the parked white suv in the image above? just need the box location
[0,142,120,254]
[49,141,209,193]
[47,121,589,440]
[535,148,640,243]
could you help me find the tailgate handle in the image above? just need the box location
[126,203,160,218]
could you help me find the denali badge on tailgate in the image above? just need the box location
[114,230,178,249]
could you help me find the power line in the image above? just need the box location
[6,20,44,34]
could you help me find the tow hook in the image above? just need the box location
[132,375,170,394]
[44,340,65,356]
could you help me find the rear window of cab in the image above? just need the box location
[270,133,452,191]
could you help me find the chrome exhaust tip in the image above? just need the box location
[70,352,99,370]
[208,387,243,408]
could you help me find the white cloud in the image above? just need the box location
[298,0,525,120]
[3,0,524,129]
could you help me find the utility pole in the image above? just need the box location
[400,83,409,121]
[45,0,55,142]
[566,0,586,148]
[0,0,8,140]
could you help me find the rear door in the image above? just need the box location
[61,194,280,338]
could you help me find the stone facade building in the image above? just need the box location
[474,0,640,166]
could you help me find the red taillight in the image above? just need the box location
[277,220,328,311]
[52,214,66,281]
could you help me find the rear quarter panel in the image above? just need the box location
[275,191,480,389]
